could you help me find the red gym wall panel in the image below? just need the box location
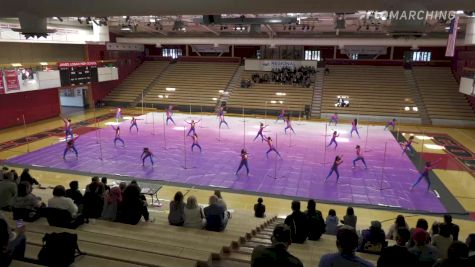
[86,44,144,102]
[0,88,60,129]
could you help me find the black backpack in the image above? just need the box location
[38,232,83,267]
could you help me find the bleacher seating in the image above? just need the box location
[143,62,239,108]
[104,61,169,104]
[412,67,475,121]
[4,209,275,267]
[221,218,379,267]
[226,71,313,113]
[321,65,415,117]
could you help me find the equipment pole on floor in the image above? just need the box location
[22,114,30,153]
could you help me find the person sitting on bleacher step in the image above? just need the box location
[251,223,303,267]
[203,195,227,232]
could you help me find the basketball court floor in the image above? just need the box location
[1,108,474,237]
[3,109,473,215]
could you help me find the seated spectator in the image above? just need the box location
[408,218,429,247]
[0,218,12,267]
[304,199,325,241]
[431,223,453,259]
[341,207,357,229]
[386,215,409,240]
[284,200,308,244]
[183,195,204,229]
[408,228,440,267]
[251,224,303,267]
[0,215,26,265]
[204,195,227,232]
[466,234,475,264]
[254,197,266,218]
[214,190,228,211]
[433,241,470,267]
[430,221,440,238]
[443,214,459,241]
[319,227,374,267]
[358,221,386,254]
[325,209,339,235]
[11,182,44,221]
[119,181,127,193]
[168,191,185,226]
[0,174,17,211]
[48,185,79,218]
[377,228,417,267]
[0,167,8,180]
[19,168,40,187]
[65,181,84,209]
[83,176,105,220]
[117,183,153,225]
[9,170,19,184]
[101,187,122,221]
[101,177,110,192]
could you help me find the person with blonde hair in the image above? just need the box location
[184,196,204,229]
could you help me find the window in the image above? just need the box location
[162,48,182,59]
[349,54,359,60]
[304,50,321,61]
[412,51,431,62]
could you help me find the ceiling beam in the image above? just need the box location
[264,24,275,38]
[1,1,472,17]
[199,24,220,36]
[117,36,457,47]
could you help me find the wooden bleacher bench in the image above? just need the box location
[21,223,211,267]
[24,231,197,267]
[24,244,144,267]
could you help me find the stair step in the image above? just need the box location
[236,247,254,255]
[249,237,271,245]
[254,234,271,239]
[224,252,251,264]
[212,259,250,267]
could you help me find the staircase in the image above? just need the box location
[130,62,173,107]
[310,69,325,119]
[404,69,432,125]
[217,65,244,109]
[212,218,279,267]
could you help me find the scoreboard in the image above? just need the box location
[59,62,99,87]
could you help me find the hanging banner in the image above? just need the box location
[5,70,20,91]
[0,71,4,94]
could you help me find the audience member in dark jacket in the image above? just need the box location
[466,234,475,265]
[117,183,152,225]
[204,195,227,232]
[65,181,84,208]
[304,199,325,240]
[377,228,417,267]
[251,224,303,267]
[443,214,459,241]
[168,191,185,226]
[358,221,386,254]
[433,241,470,267]
[284,200,308,244]
[83,177,104,219]
[254,197,266,218]
[19,168,40,186]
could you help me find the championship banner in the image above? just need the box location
[0,71,4,94]
[5,70,20,91]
